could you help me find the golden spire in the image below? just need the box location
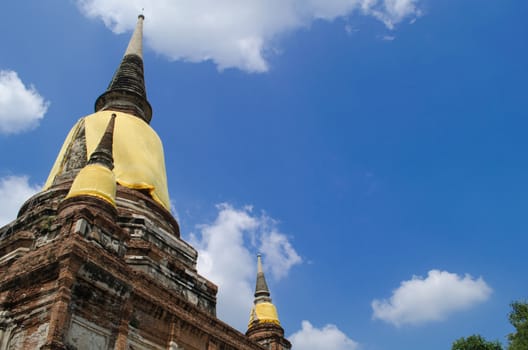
[65,114,117,206]
[248,254,281,328]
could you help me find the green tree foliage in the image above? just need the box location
[451,300,528,350]
[507,301,528,350]
[452,334,503,350]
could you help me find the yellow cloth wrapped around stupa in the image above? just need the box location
[44,110,170,210]
[249,302,281,326]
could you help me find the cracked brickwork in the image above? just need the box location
[0,184,274,349]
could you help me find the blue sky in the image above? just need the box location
[1,1,527,349]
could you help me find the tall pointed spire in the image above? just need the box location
[95,15,153,123]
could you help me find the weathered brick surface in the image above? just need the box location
[246,323,292,350]
[0,182,276,349]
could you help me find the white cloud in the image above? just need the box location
[289,321,359,350]
[370,0,422,29]
[0,176,41,227]
[0,70,49,135]
[260,230,302,280]
[371,270,492,327]
[189,203,301,330]
[76,0,422,72]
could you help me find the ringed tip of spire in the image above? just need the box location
[138,14,145,20]
[257,254,264,273]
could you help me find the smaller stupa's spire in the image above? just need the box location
[247,254,291,349]
[248,254,281,328]
[95,15,152,123]
[254,254,272,303]
[65,114,118,207]
[87,113,116,169]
